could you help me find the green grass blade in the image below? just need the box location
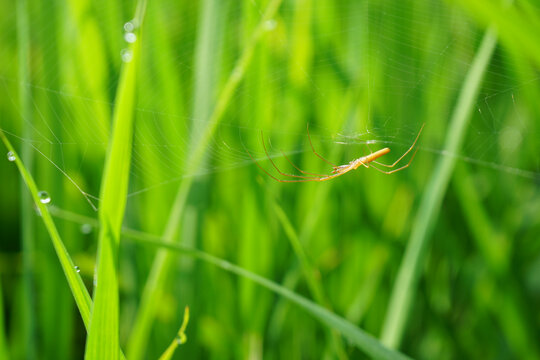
[1,134,127,360]
[16,0,36,357]
[273,199,348,359]
[273,202,326,305]
[453,164,540,358]
[0,132,93,330]
[456,0,540,67]
[126,1,283,358]
[453,164,508,271]
[380,27,499,348]
[157,306,189,360]
[84,2,147,359]
[48,206,411,360]
[0,279,9,360]
[167,245,410,360]
[187,0,283,171]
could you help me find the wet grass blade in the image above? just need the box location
[380,27,498,348]
[1,133,127,360]
[84,2,147,359]
[0,131,93,329]
[157,306,189,360]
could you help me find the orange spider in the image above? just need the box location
[245,123,424,182]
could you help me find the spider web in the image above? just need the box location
[1,0,539,213]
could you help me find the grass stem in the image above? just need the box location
[380,27,498,348]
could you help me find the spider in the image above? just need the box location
[245,123,424,182]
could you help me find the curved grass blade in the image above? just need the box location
[126,1,283,358]
[380,27,498,348]
[158,306,189,360]
[48,206,411,360]
[0,131,93,329]
[16,0,36,356]
[84,1,147,359]
[2,134,127,360]
[272,200,348,358]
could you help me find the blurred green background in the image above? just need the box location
[1,0,540,359]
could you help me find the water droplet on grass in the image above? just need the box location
[124,21,134,32]
[38,191,51,204]
[124,32,136,43]
[7,151,16,161]
[80,223,93,234]
[121,48,133,62]
[74,266,80,273]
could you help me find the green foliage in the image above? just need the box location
[1,0,539,359]
[85,1,146,359]
[381,28,498,349]
[1,133,93,326]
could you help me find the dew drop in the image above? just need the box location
[80,223,93,234]
[264,19,277,31]
[124,32,137,43]
[124,21,134,32]
[120,48,133,63]
[7,151,16,161]
[37,191,51,204]
[74,266,81,273]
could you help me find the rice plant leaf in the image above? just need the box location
[84,2,147,359]
[456,0,540,67]
[0,278,10,360]
[0,132,93,329]
[380,27,498,349]
[48,207,411,360]
[126,1,283,358]
[16,0,36,356]
[135,239,411,360]
[158,306,190,360]
[1,134,127,360]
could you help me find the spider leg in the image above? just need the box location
[243,142,316,182]
[260,132,323,179]
[369,147,419,174]
[359,144,376,169]
[280,150,329,177]
[307,123,338,167]
[244,123,407,182]
[373,123,424,168]
[244,140,350,182]
[360,161,369,169]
